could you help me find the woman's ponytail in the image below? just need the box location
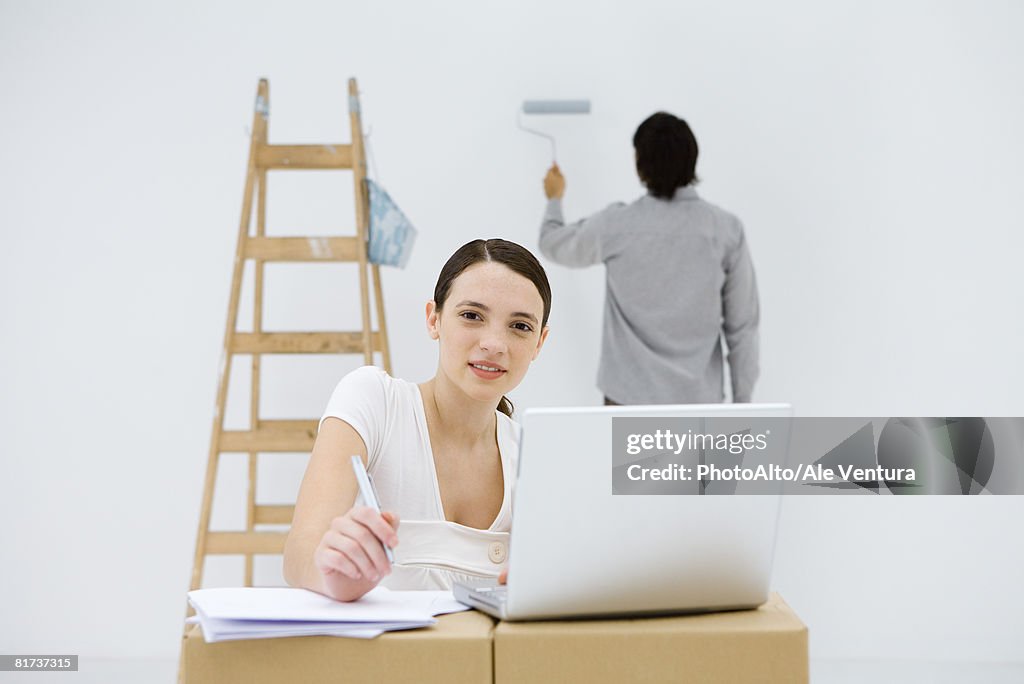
[497,395,514,418]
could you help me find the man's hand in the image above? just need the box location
[544,164,565,199]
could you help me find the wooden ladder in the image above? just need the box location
[189,77,391,592]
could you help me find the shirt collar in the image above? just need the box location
[647,186,699,201]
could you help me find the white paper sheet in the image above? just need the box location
[187,586,436,622]
[186,587,470,643]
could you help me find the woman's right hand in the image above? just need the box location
[313,505,400,601]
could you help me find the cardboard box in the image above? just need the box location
[494,593,808,684]
[183,610,495,684]
[183,594,807,683]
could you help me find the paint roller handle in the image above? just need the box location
[543,163,565,200]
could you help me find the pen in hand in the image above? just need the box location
[350,455,395,564]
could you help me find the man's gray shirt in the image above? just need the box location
[539,187,760,404]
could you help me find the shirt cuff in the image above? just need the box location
[543,198,564,224]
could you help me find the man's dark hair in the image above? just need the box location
[632,112,699,200]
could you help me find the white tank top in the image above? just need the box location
[320,366,519,590]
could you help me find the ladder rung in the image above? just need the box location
[254,505,295,525]
[205,532,287,554]
[220,420,319,452]
[231,332,382,354]
[256,144,353,169]
[244,237,361,262]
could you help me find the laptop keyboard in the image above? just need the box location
[471,585,507,608]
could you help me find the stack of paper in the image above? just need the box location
[187,586,469,642]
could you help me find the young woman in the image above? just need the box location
[283,239,551,601]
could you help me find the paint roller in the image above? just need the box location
[517,99,591,162]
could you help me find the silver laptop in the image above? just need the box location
[454,403,793,621]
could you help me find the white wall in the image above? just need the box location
[2,0,1022,664]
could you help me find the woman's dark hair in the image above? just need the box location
[632,111,699,200]
[433,238,551,418]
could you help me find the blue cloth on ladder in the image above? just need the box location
[366,179,417,268]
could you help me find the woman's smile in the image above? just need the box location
[468,361,507,380]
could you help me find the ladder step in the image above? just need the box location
[231,332,383,354]
[254,505,295,525]
[205,532,287,554]
[244,237,361,262]
[256,144,353,170]
[221,420,319,452]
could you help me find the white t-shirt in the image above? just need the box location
[320,365,519,590]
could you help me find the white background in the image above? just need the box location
[2,0,1023,666]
